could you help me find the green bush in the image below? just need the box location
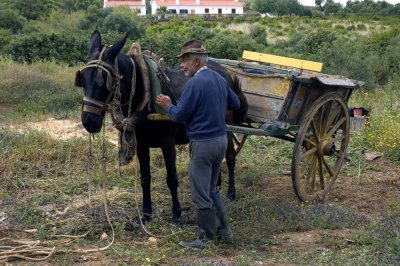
[356,23,367,31]
[0,29,13,54]
[0,9,26,33]
[250,24,267,45]
[206,31,265,60]
[8,32,87,65]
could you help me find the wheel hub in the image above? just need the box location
[318,138,335,156]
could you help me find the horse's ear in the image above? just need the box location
[107,33,128,59]
[89,30,102,55]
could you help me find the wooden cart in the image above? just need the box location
[211,51,361,202]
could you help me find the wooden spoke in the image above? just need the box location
[310,120,321,142]
[303,136,317,147]
[300,147,317,160]
[324,105,342,135]
[292,92,350,202]
[232,133,247,155]
[318,155,324,190]
[321,155,334,177]
[327,117,347,138]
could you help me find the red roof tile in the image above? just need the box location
[106,1,145,6]
[153,0,242,7]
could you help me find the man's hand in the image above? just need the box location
[156,94,172,110]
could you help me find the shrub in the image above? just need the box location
[206,31,265,60]
[250,24,267,45]
[363,77,400,160]
[346,24,356,31]
[356,23,367,31]
[8,32,87,65]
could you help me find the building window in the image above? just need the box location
[218,8,222,14]
[168,9,177,14]
[232,9,236,14]
[179,9,188,14]
[205,8,209,14]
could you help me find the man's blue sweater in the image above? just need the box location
[166,67,240,141]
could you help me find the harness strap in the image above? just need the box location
[128,43,150,112]
[83,105,103,116]
[83,96,106,108]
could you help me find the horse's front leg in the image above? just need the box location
[136,142,152,223]
[225,132,236,201]
[161,144,182,226]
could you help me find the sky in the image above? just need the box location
[298,0,400,6]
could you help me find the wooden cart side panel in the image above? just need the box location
[243,90,285,122]
[278,80,352,125]
[226,67,291,122]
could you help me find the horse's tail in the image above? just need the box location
[231,74,248,124]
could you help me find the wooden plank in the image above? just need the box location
[242,50,323,72]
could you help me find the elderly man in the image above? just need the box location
[156,40,240,249]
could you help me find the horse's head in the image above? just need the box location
[75,30,127,133]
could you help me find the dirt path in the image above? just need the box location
[1,118,119,145]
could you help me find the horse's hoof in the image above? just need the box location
[136,214,151,225]
[171,213,183,227]
[227,191,236,202]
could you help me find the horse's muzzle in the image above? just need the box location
[82,112,104,133]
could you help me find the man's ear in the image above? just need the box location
[193,57,200,66]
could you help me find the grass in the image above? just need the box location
[1,125,396,265]
[0,59,81,122]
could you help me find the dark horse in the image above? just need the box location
[76,30,247,225]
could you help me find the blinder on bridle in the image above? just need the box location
[75,47,121,116]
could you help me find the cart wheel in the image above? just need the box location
[232,132,248,155]
[292,92,350,202]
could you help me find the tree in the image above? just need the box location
[253,0,303,16]
[5,0,59,20]
[252,0,275,14]
[101,7,145,39]
[0,9,26,33]
[58,0,101,13]
[315,0,325,10]
[324,0,342,15]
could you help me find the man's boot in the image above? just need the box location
[211,190,232,240]
[179,208,216,249]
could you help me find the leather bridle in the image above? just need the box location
[75,47,123,116]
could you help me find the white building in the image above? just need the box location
[104,0,147,15]
[151,0,243,15]
[103,0,244,16]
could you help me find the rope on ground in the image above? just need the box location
[71,126,115,254]
[0,238,55,262]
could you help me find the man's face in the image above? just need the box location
[180,54,196,77]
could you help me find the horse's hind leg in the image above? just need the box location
[225,132,236,201]
[137,142,152,223]
[161,144,182,226]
